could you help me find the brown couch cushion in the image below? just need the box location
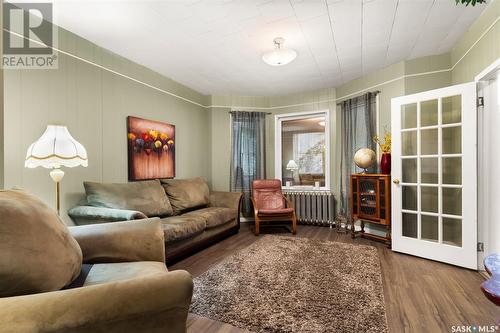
[83,262,167,287]
[183,207,236,229]
[84,180,173,217]
[0,190,82,297]
[160,177,209,214]
[160,216,206,243]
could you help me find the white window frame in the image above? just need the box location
[274,110,330,191]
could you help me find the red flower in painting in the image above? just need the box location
[129,129,174,156]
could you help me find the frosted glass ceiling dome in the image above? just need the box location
[262,37,297,66]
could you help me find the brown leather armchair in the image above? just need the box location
[251,179,297,236]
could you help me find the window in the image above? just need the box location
[275,111,330,190]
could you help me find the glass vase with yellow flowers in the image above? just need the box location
[373,131,391,174]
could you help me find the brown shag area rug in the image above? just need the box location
[190,235,388,333]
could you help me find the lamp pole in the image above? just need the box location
[49,167,64,215]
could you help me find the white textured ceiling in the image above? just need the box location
[46,0,486,96]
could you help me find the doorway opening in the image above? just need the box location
[476,59,500,271]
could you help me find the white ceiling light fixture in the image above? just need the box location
[262,37,297,66]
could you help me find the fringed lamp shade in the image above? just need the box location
[25,125,88,169]
[25,125,88,215]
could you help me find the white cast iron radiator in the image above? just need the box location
[283,190,335,226]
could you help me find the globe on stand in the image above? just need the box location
[354,148,376,173]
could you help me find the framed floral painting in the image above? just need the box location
[127,116,175,180]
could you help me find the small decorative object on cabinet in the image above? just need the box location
[350,173,391,247]
[353,148,376,173]
[380,153,391,174]
[373,131,391,175]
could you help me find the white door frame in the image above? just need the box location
[391,82,477,269]
[475,57,500,270]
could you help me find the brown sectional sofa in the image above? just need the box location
[0,190,193,333]
[69,177,242,264]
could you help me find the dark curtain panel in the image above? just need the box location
[339,92,377,217]
[230,111,266,217]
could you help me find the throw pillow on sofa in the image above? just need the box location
[160,177,210,214]
[0,190,82,297]
[84,180,173,217]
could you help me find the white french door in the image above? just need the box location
[391,82,477,269]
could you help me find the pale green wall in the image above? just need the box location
[208,0,500,196]
[451,0,500,83]
[208,55,454,202]
[450,0,499,268]
[209,106,232,191]
[335,53,452,136]
[336,61,406,135]
[3,27,211,224]
[404,54,452,94]
[2,1,497,224]
[209,89,338,196]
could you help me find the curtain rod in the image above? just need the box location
[227,89,381,111]
[228,111,272,115]
[336,90,380,105]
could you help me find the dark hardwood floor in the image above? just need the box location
[170,223,499,333]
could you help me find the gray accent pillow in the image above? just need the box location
[0,190,82,297]
[84,180,173,217]
[160,177,210,214]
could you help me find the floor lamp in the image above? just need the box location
[286,159,299,185]
[25,125,88,215]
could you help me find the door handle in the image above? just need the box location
[393,179,400,184]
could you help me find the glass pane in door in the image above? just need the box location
[402,159,417,183]
[402,103,417,129]
[442,95,461,124]
[421,187,438,213]
[443,218,462,246]
[443,188,462,216]
[442,127,461,154]
[402,213,417,238]
[402,186,417,211]
[402,131,417,156]
[421,99,438,127]
[421,128,438,155]
[421,215,438,242]
[421,158,438,184]
[443,157,462,184]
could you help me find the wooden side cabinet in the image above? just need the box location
[350,174,391,247]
